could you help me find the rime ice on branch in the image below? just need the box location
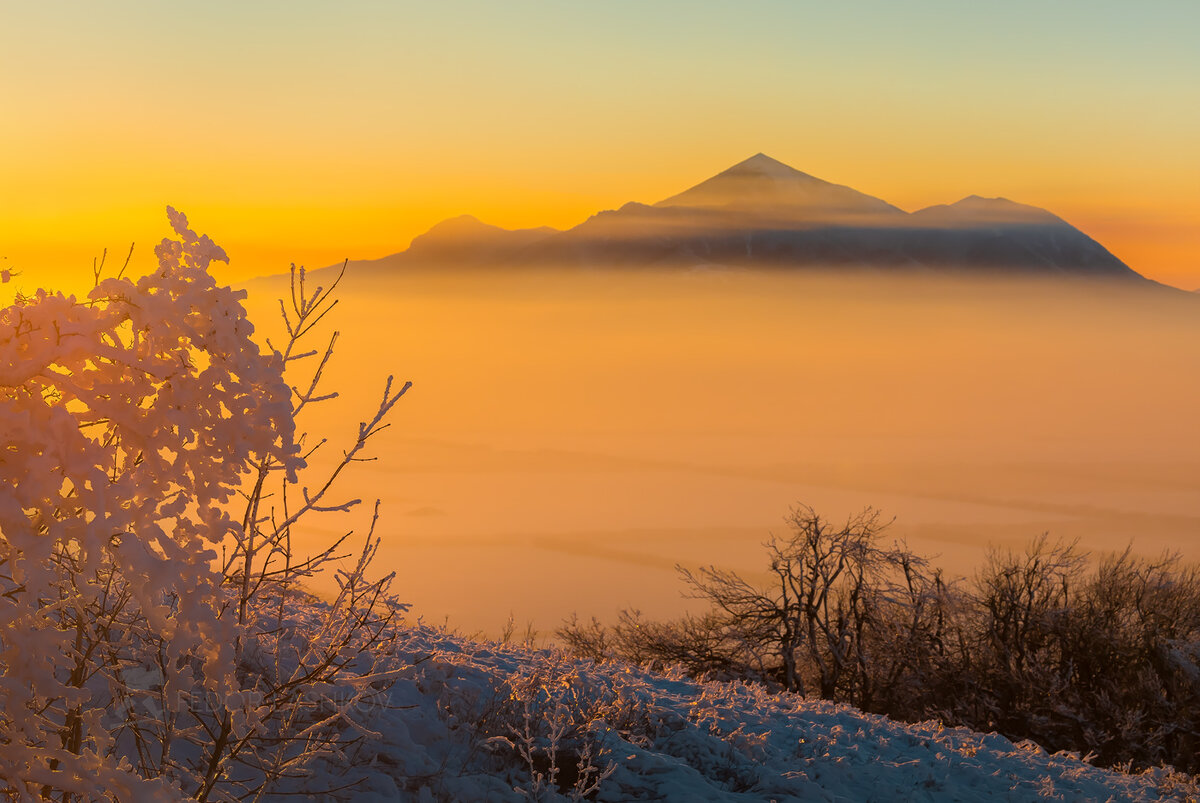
[0,209,408,801]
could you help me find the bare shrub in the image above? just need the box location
[676,505,943,708]
[558,506,1200,775]
[944,540,1200,772]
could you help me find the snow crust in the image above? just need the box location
[323,619,1195,802]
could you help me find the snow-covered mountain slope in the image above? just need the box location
[331,623,1196,802]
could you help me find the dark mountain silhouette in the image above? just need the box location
[656,153,903,221]
[307,155,1148,281]
[402,215,557,265]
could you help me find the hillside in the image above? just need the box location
[317,614,1195,801]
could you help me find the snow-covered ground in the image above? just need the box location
[321,622,1197,802]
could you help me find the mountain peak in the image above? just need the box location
[656,154,902,219]
[421,214,491,235]
[725,153,810,178]
[912,196,1062,226]
[954,195,1018,208]
[405,215,557,263]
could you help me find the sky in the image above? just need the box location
[3,1,1199,290]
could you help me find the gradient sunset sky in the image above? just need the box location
[4,1,1199,290]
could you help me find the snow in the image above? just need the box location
[315,617,1195,802]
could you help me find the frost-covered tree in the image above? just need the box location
[0,209,408,800]
[678,506,934,706]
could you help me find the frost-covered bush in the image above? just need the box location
[0,210,408,800]
[561,512,1200,775]
[562,506,949,710]
[944,540,1200,773]
[432,647,673,800]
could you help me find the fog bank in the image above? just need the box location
[241,268,1200,635]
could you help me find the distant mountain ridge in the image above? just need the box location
[404,215,556,264]
[309,154,1148,281]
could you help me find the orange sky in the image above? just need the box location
[3,2,1199,292]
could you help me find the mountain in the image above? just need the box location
[656,152,903,222]
[393,214,556,266]
[301,155,1149,281]
[894,195,1136,276]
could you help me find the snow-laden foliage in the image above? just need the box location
[0,211,408,801]
[0,209,299,798]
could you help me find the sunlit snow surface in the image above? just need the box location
[317,619,1191,801]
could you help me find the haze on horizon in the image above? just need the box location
[4,1,1200,290]
[238,266,1200,635]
